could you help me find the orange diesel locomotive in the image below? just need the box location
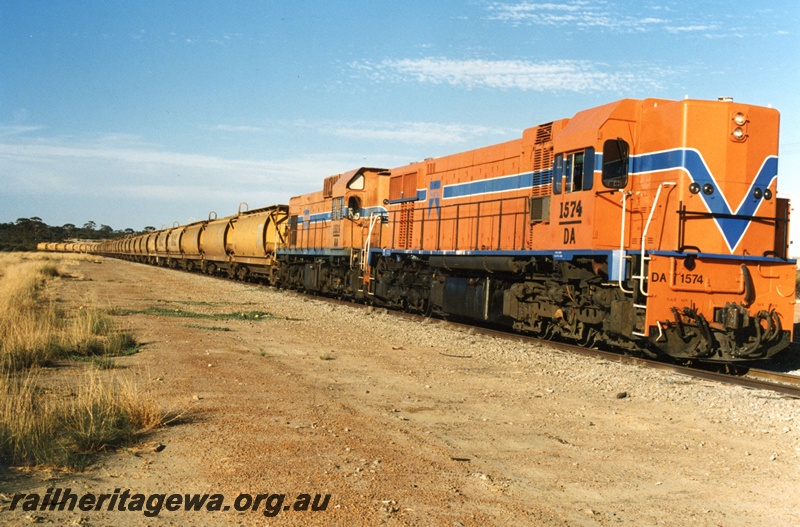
[281,97,793,361]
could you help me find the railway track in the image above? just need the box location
[452,322,800,399]
[744,368,800,391]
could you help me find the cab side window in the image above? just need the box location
[553,154,564,194]
[347,174,365,190]
[569,152,583,192]
[553,147,594,194]
[602,139,629,189]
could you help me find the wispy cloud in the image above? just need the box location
[208,119,511,145]
[0,125,45,136]
[0,138,346,211]
[487,1,624,29]
[211,124,266,134]
[0,142,278,175]
[485,1,726,36]
[313,120,511,145]
[352,58,668,93]
[0,137,360,225]
[664,24,720,34]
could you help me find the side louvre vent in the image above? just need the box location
[531,123,554,197]
[530,196,551,223]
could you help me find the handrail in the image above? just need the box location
[618,189,633,294]
[678,209,788,223]
[361,214,381,272]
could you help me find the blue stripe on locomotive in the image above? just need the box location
[442,169,553,199]
[297,206,388,225]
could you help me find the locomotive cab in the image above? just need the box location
[583,98,793,360]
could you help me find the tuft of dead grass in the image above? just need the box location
[0,256,136,371]
[0,369,162,469]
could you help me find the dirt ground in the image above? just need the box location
[1,258,799,526]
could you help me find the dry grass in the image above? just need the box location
[0,369,162,469]
[0,252,163,469]
[0,254,135,371]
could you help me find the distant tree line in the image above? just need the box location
[0,217,156,251]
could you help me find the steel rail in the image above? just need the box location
[459,324,800,398]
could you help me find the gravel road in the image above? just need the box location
[1,258,798,526]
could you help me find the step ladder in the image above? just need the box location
[617,182,676,339]
[357,214,382,296]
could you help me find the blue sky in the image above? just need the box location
[2,1,799,249]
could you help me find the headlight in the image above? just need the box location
[733,112,747,125]
[732,127,745,140]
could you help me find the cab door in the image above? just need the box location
[591,137,634,251]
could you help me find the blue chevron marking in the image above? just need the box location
[629,149,778,252]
